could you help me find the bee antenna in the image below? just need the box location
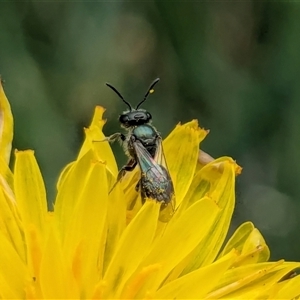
[106,82,132,111]
[136,78,160,109]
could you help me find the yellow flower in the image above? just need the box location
[0,80,300,299]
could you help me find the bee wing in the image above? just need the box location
[153,138,176,222]
[132,139,175,222]
[154,137,169,169]
[132,139,166,179]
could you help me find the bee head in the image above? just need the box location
[119,109,152,128]
[106,78,159,128]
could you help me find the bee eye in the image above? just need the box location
[147,112,152,120]
[119,114,129,123]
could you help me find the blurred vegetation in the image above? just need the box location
[1,2,300,261]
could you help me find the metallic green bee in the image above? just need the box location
[106,78,175,221]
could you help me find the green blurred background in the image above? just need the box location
[1,2,299,261]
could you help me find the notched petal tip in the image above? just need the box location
[94,106,106,116]
[227,158,242,174]
[175,119,198,129]
[185,119,199,128]
[175,120,210,136]
[90,106,106,129]
[206,157,242,176]
[234,163,243,175]
[171,119,208,142]
[14,149,35,155]
[78,107,118,176]
[221,158,242,176]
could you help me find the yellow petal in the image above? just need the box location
[220,221,270,265]
[121,264,162,299]
[14,150,47,234]
[0,274,20,299]
[39,224,79,299]
[25,224,42,289]
[155,250,237,299]
[274,275,300,299]
[63,161,108,298]
[55,149,101,236]
[135,197,220,296]
[0,230,28,299]
[227,262,300,299]
[0,80,13,164]
[181,157,238,274]
[103,200,160,298]
[163,120,208,205]
[78,106,118,178]
[78,106,106,160]
[56,161,74,191]
[0,186,25,262]
[0,156,14,191]
[236,228,270,265]
[102,184,126,274]
[207,261,300,298]
[221,222,255,256]
[120,170,141,212]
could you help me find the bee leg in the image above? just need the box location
[107,132,126,143]
[135,180,140,192]
[117,159,137,181]
[109,160,137,194]
[93,133,125,143]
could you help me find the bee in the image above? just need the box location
[105,78,175,222]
